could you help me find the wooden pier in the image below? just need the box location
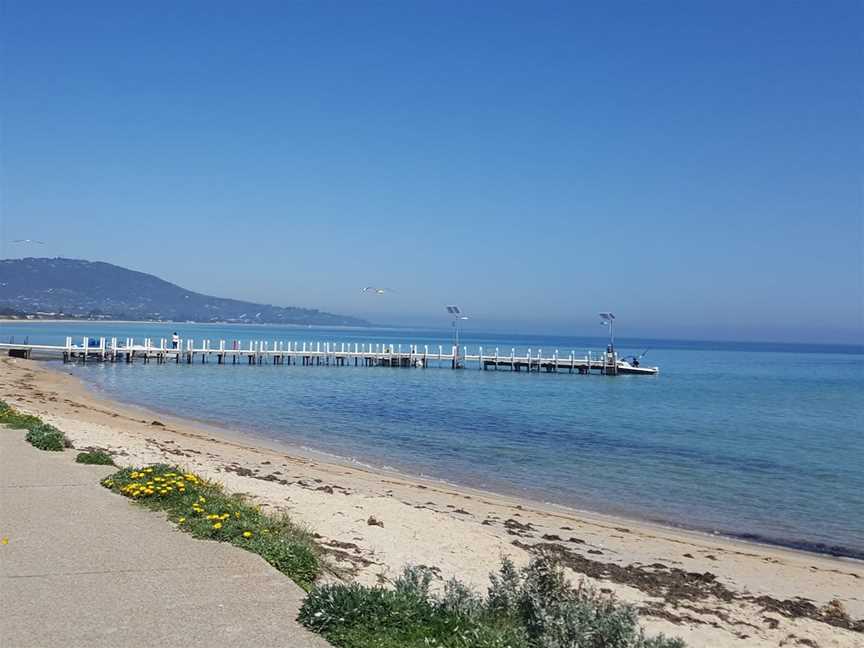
[1,336,658,375]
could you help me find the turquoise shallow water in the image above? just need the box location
[4,321,863,558]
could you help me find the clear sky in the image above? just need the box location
[1,1,861,343]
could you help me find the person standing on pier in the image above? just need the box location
[171,332,179,349]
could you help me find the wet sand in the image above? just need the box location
[2,356,862,647]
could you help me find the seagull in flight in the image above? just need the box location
[12,239,45,244]
[361,287,394,295]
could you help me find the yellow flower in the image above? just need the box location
[234,512,241,519]
[1,537,8,545]
[242,531,252,538]
[178,517,186,523]
[212,522,222,530]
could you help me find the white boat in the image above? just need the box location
[616,359,659,375]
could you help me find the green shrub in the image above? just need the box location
[101,465,322,589]
[76,450,115,465]
[301,576,527,648]
[0,401,71,451]
[299,556,685,648]
[25,423,68,451]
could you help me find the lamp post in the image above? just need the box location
[599,312,616,350]
[446,305,469,369]
[599,312,618,374]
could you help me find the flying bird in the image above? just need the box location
[361,287,394,295]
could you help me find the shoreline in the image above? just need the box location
[2,356,862,646]
[63,362,742,556]
[61,362,864,563]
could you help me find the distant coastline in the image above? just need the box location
[0,317,372,329]
[1,316,168,324]
[0,316,401,333]
[0,257,370,327]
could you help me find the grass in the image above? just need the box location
[300,555,686,648]
[76,450,115,465]
[0,399,70,451]
[101,464,322,589]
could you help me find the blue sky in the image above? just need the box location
[1,1,861,342]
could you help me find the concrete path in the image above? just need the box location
[0,430,332,647]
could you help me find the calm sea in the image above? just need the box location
[4,321,863,559]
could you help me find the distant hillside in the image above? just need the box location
[0,258,370,326]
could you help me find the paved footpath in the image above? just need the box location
[0,430,332,647]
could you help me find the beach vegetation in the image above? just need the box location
[300,555,685,648]
[1,400,70,451]
[25,423,69,451]
[0,400,46,431]
[76,450,115,465]
[101,464,321,589]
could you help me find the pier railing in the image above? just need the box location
[0,336,657,375]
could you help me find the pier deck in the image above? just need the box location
[1,336,658,376]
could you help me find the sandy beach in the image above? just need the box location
[2,356,861,647]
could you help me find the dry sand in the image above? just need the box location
[2,356,862,647]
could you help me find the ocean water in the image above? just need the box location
[4,321,863,559]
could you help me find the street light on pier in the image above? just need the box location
[599,312,616,351]
[446,305,469,369]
